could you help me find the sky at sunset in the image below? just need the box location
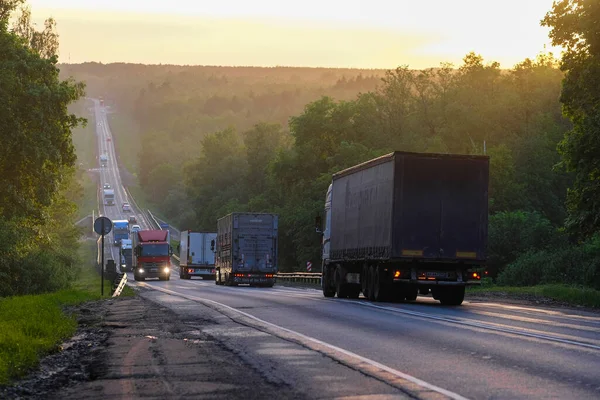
[26,0,561,69]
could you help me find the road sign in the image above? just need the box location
[94,216,113,235]
[306,261,312,272]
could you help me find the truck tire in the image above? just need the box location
[367,266,377,301]
[372,266,390,302]
[439,286,465,306]
[346,285,361,299]
[405,286,418,302]
[361,264,370,299]
[322,266,336,297]
[335,267,349,298]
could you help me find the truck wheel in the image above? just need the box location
[372,267,389,302]
[367,266,376,301]
[335,267,349,298]
[322,267,336,297]
[405,286,418,302]
[361,265,370,299]
[439,287,465,306]
[347,285,361,299]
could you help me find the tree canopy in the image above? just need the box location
[542,0,600,237]
[0,3,86,296]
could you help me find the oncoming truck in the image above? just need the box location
[103,189,115,206]
[120,239,133,272]
[319,151,489,305]
[132,230,172,281]
[179,231,217,280]
[215,213,278,287]
[112,219,129,246]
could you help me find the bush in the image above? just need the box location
[498,234,600,289]
[487,211,565,277]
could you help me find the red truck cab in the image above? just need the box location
[132,230,172,281]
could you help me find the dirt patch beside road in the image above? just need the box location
[1,296,304,400]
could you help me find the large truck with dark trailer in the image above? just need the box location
[319,151,489,305]
[214,213,278,287]
[179,231,217,280]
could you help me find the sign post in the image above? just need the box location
[94,216,113,296]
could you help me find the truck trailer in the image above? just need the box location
[179,231,217,280]
[132,230,172,281]
[214,213,278,287]
[319,151,489,305]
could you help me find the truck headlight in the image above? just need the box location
[138,268,145,273]
[163,267,170,273]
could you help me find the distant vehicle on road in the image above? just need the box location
[112,220,130,246]
[131,225,141,233]
[99,154,108,168]
[128,215,137,223]
[122,202,131,212]
[107,137,111,142]
[103,183,111,189]
[103,189,115,206]
[120,239,133,272]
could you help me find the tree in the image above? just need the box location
[0,12,85,223]
[0,3,86,296]
[542,0,600,237]
[12,5,59,58]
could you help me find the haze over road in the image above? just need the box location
[94,99,600,400]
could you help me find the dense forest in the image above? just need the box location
[54,2,600,290]
[61,50,596,289]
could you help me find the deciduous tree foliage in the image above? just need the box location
[0,4,85,296]
[542,0,600,237]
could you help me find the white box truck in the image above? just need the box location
[179,231,217,280]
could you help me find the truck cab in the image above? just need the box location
[132,230,172,281]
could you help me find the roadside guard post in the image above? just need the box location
[94,216,113,296]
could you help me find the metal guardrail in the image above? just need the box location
[276,272,321,284]
[146,209,162,230]
[112,273,128,297]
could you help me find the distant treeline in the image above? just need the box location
[62,51,600,289]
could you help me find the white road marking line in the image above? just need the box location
[138,283,470,400]
[352,301,600,351]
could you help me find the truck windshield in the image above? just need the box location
[140,244,169,257]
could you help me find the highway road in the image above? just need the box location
[91,99,600,400]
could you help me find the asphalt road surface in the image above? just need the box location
[93,99,600,400]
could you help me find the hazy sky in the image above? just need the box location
[27,0,561,69]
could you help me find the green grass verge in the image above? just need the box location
[467,284,600,308]
[0,240,134,385]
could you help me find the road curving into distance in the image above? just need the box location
[92,98,600,400]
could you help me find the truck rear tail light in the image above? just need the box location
[188,269,194,273]
[470,272,481,280]
[393,270,409,279]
